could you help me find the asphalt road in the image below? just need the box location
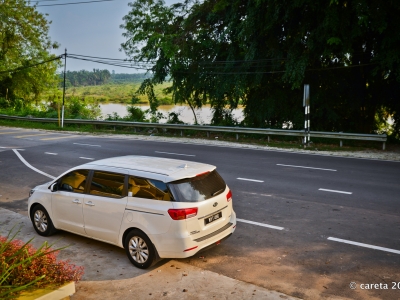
[1,127,399,299]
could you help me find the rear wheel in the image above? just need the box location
[31,205,57,236]
[124,230,155,269]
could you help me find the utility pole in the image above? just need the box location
[61,48,67,128]
[303,84,310,146]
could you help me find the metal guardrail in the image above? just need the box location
[0,114,387,150]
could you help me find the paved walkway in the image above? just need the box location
[0,208,300,299]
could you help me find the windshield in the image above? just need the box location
[168,170,226,202]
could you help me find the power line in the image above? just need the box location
[67,55,152,70]
[37,0,116,7]
[0,56,62,75]
[65,52,378,74]
[68,53,156,63]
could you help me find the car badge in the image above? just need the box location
[213,202,218,207]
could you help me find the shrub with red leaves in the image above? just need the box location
[0,234,84,299]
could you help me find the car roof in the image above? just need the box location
[83,155,216,182]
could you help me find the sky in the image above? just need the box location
[36,0,177,73]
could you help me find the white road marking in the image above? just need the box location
[12,149,55,179]
[277,164,336,171]
[319,188,352,195]
[155,151,195,157]
[80,157,94,160]
[242,192,272,197]
[237,178,264,183]
[237,218,284,230]
[73,143,101,147]
[41,135,78,141]
[328,237,400,255]
[45,152,58,155]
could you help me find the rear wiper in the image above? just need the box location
[212,189,224,196]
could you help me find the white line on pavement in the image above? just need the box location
[12,149,55,179]
[237,178,264,183]
[155,151,195,157]
[73,143,101,147]
[80,157,94,160]
[277,164,336,171]
[319,188,352,194]
[237,218,284,230]
[242,192,272,197]
[328,237,400,255]
[45,152,58,155]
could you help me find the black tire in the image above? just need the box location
[124,229,155,269]
[31,204,57,236]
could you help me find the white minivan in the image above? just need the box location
[28,156,236,268]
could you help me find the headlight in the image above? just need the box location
[29,189,35,197]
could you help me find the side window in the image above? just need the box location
[128,176,174,201]
[89,171,125,198]
[58,170,89,194]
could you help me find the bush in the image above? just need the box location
[0,229,84,299]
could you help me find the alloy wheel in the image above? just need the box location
[128,236,149,263]
[34,210,48,232]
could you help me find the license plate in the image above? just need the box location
[205,212,222,225]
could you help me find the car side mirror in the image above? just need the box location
[50,182,57,192]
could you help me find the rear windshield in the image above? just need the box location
[168,170,226,202]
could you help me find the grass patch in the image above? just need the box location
[52,82,174,105]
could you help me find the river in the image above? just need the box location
[100,103,244,124]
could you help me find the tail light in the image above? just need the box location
[226,189,232,202]
[168,208,198,220]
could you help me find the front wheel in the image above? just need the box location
[31,205,57,236]
[124,230,155,269]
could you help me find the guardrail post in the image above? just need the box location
[383,142,386,151]
[268,136,270,143]
[236,134,239,141]
[133,127,136,133]
[180,130,183,137]
[207,131,209,138]
[113,126,116,131]
[340,140,343,147]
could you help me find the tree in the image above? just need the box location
[121,0,400,137]
[0,0,60,107]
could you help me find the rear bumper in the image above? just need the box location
[154,211,236,258]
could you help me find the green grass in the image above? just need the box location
[0,118,391,152]
[56,82,174,104]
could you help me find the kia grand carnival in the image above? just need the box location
[28,156,236,269]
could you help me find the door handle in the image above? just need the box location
[72,199,81,204]
[85,201,95,206]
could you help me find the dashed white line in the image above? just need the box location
[328,237,400,255]
[155,151,195,157]
[242,192,272,197]
[237,218,284,230]
[73,143,101,147]
[237,178,264,183]
[12,149,55,179]
[45,152,58,155]
[277,164,336,171]
[80,157,94,160]
[319,188,352,195]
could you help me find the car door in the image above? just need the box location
[82,170,127,244]
[51,169,89,235]
[125,176,174,234]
